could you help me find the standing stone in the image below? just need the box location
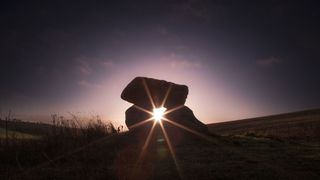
[121,77,208,134]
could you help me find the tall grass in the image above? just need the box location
[0,113,120,147]
[50,113,117,140]
[0,113,121,179]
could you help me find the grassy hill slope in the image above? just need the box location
[208,109,320,139]
[0,120,54,136]
[0,128,39,140]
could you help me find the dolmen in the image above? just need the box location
[121,77,208,138]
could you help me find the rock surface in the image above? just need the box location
[164,106,208,133]
[125,105,152,130]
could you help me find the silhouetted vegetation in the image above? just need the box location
[0,114,120,179]
[0,114,119,145]
[50,114,117,139]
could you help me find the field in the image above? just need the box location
[0,128,39,140]
[208,109,320,140]
[0,109,320,179]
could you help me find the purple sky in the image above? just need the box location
[1,1,319,126]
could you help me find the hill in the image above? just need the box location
[0,119,54,136]
[208,109,320,139]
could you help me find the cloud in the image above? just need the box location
[77,80,102,89]
[169,0,228,23]
[256,56,284,67]
[6,92,33,103]
[38,29,73,48]
[73,57,116,90]
[175,45,189,51]
[77,80,90,87]
[160,53,202,69]
[74,56,92,76]
[1,91,35,113]
[100,60,114,69]
[155,25,169,35]
[170,59,202,69]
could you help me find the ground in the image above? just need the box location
[0,109,320,179]
[1,129,320,179]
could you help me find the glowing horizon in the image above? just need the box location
[6,57,315,127]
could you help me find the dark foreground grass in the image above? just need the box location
[1,127,319,180]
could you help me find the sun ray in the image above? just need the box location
[132,105,153,115]
[163,105,185,115]
[160,83,172,107]
[162,117,216,144]
[159,120,183,179]
[142,78,156,109]
[128,117,154,129]
[142,121,157,151]
[135,120,157,167]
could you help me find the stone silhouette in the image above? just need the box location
[121,77,188,109]
[121,77,208,135]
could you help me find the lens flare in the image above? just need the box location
[152,107,166,122]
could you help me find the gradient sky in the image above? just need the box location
[1,0,319,126]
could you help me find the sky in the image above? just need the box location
[1,0,319,126]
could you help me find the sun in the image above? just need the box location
[152,107,167,122]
